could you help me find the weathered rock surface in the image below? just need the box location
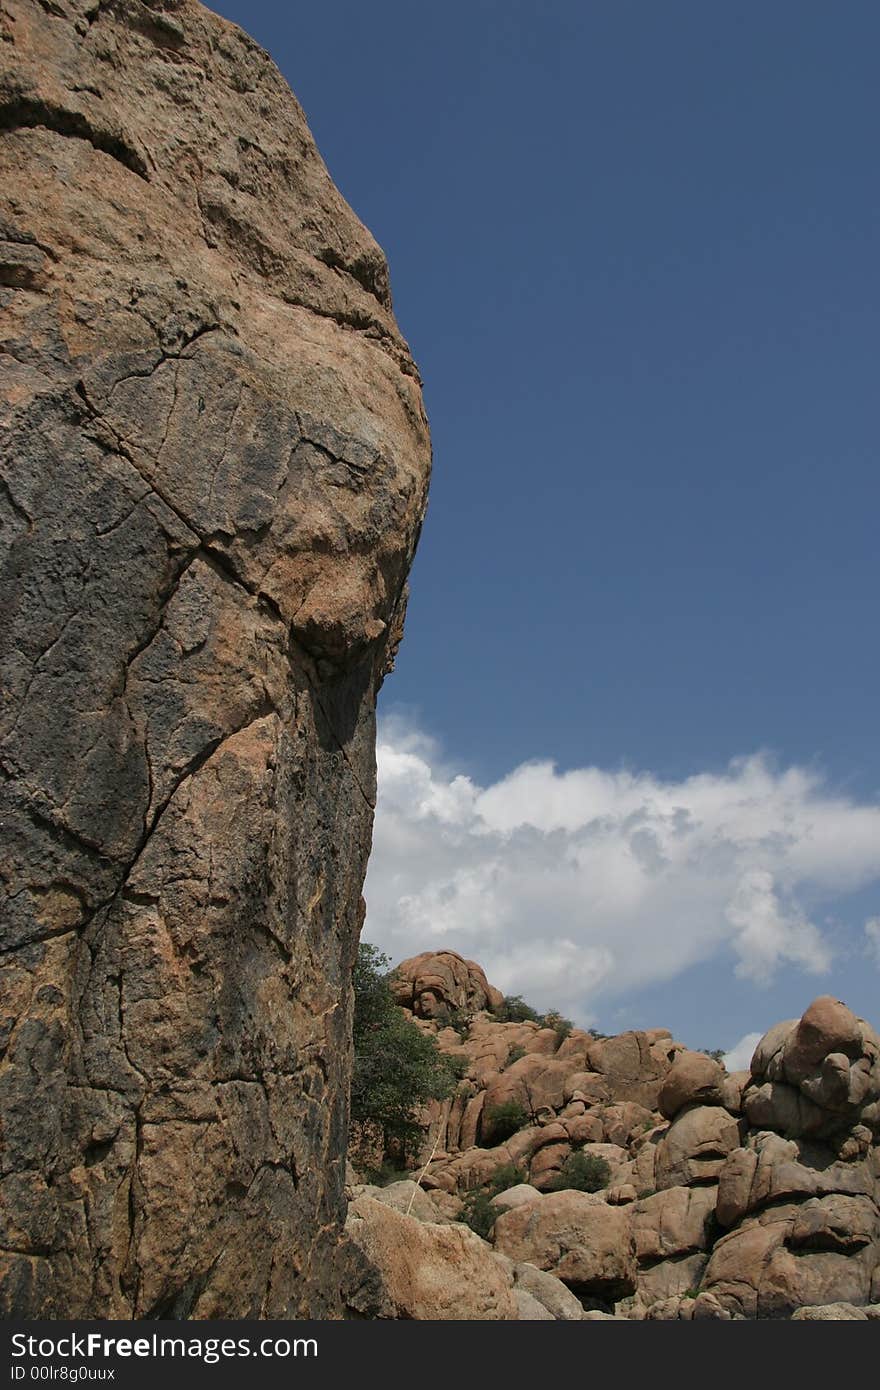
[589,1030,683,1109]
[653,1105,743,1190]
[512,1287,555,1319]
[389,950,504,1019]
[630,1185,717,1263]
[644,1291,731,1320]
[493,1190,637,1299]
[658,1051,725,1120]
[790,1302,878,1320]
[490,1183,543,1213]
[0,0,430,1317]
[512,1261,586,1320]
[344,1198,518,1320]
[746,997,880,1135]
[353,1181,449,1224]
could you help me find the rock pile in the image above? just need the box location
[346,954,880,1320]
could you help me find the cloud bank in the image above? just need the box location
[363,715,880,1026]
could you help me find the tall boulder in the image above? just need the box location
[390,950,505,1019]
[745,996,880,1136]
[0,0,430,1317]
[492,1189,637,1300]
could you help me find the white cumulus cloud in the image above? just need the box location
[722,1032,764,1073]
[363,714,880,1024]
[866,918,880,967]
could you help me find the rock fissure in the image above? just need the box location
[0,93,150,180]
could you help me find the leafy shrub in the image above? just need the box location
[492,994,541,1024]
[458,1189,498,1240]
[439,1005,471,1036]
[444,1053,470,1081]
[483,1100,529,1143]
[351,944,459,1164]
[503,1044,526,1069]
[548,1151,611,1193]
[702,1048,726,1063]
[457,1164,524,1239]
[487,1162,523,1196]
[542,1009,574,1044]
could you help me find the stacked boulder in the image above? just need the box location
[348,955,880,1319]
[701,996,880,1318]
[389,950,505,1019]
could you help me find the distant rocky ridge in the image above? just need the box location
[0,0,430,1317]
[344,950,880,1320]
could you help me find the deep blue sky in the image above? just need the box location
[214,2,879,1045]
[216,0,877,792]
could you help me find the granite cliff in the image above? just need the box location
[0,0,430,1316]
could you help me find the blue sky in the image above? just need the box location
[215,1,879,1053]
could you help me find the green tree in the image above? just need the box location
[458,1189,498,1239]
[543,1009,574,1045]
[350,943,459,1164]
[492,994,541,1024]
[503,1044,527,1070]
[483,1099,530,1143]
[548,1151,611,1193]
[458,1164,524,1239]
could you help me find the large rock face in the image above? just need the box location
[0,0,430,1317]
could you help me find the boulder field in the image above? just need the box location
[345,950,880,1320]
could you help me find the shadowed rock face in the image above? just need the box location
[0,0,430,1317]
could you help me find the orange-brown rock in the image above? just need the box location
[600,1100,656,1146]
[482,1054,572,1131]
[528,1143,574,1190]
[344,1197,518,1320]
[0,0,430,1317]
[389,950,504,1019]
[747,998,880,1136]
[492,1189,637,1299]
[631,1185,717,1262]
[512,1261,586,1320]
[701,1214,880,1318]
[564,1071,612,1106]
[490,1184,543,1214]
[782,997,863,1084]
[654,1106,743,1190]
[587,1030,682,1109]
[384,972,880,1318]
[658,1051,725,1120]
[562,1113,604,1145]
